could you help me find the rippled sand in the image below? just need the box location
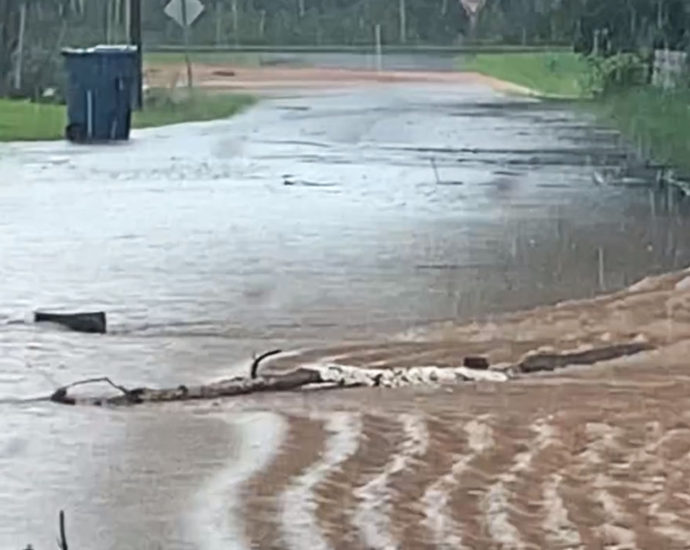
[216,267,690,549]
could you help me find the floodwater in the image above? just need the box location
[2,77,690,548]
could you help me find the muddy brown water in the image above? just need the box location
[2,79,690,548]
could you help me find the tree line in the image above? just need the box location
[1,0,689,97]
[145,0,689,50]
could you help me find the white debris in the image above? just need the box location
[313,364,510,389]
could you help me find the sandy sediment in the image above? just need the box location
[215,267,690,549]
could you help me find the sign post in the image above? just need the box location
[164,0,205,89]
[459,0,486,36]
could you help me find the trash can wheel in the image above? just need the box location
[65,123,86,142]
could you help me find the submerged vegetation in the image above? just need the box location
[461,47,690,180]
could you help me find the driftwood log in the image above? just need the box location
[48,342,654,407]
[516,342,654,373]
[34,311,107,334]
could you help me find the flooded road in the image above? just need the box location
[2,79,690,548]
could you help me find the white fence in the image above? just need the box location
[652,49,688,89]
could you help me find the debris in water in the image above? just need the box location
[34,311,107,334]
[464,356,490,370]
[251,349,283,379]
[48,342,655,407]
[430,157,463,185]
[283,178,337,187]
[598,247,605,291]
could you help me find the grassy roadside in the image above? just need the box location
[0,99,65,141]
[596,88,690,176]
[460,51,589,98]
[0,92,254,141]
[460,51,690,179]
[134,91,255,128]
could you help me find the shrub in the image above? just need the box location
[581,52,648,97]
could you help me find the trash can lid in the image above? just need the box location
[61,44,138,56]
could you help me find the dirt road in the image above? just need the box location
[1,61,689,548]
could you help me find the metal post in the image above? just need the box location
[129,0,143,109]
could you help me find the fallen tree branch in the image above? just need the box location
[47,343,655,407]
[48,364,506,406]
[51,368,322,406]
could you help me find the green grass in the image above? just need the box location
[596,87,690,176]
[0,99,65,140]
[0,91,255,141]
[460,51,589,98]
[133,91,255,128]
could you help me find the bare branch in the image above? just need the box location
[250,349,283,379]
[51,377,140,405]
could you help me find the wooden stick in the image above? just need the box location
[58,510,68,550]
[430,157,441,184]
[250,349,282,379]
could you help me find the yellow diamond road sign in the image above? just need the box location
[164,0,204,28]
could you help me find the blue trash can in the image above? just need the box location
[61,45,138,142]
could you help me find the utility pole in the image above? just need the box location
[129,0,143,108]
